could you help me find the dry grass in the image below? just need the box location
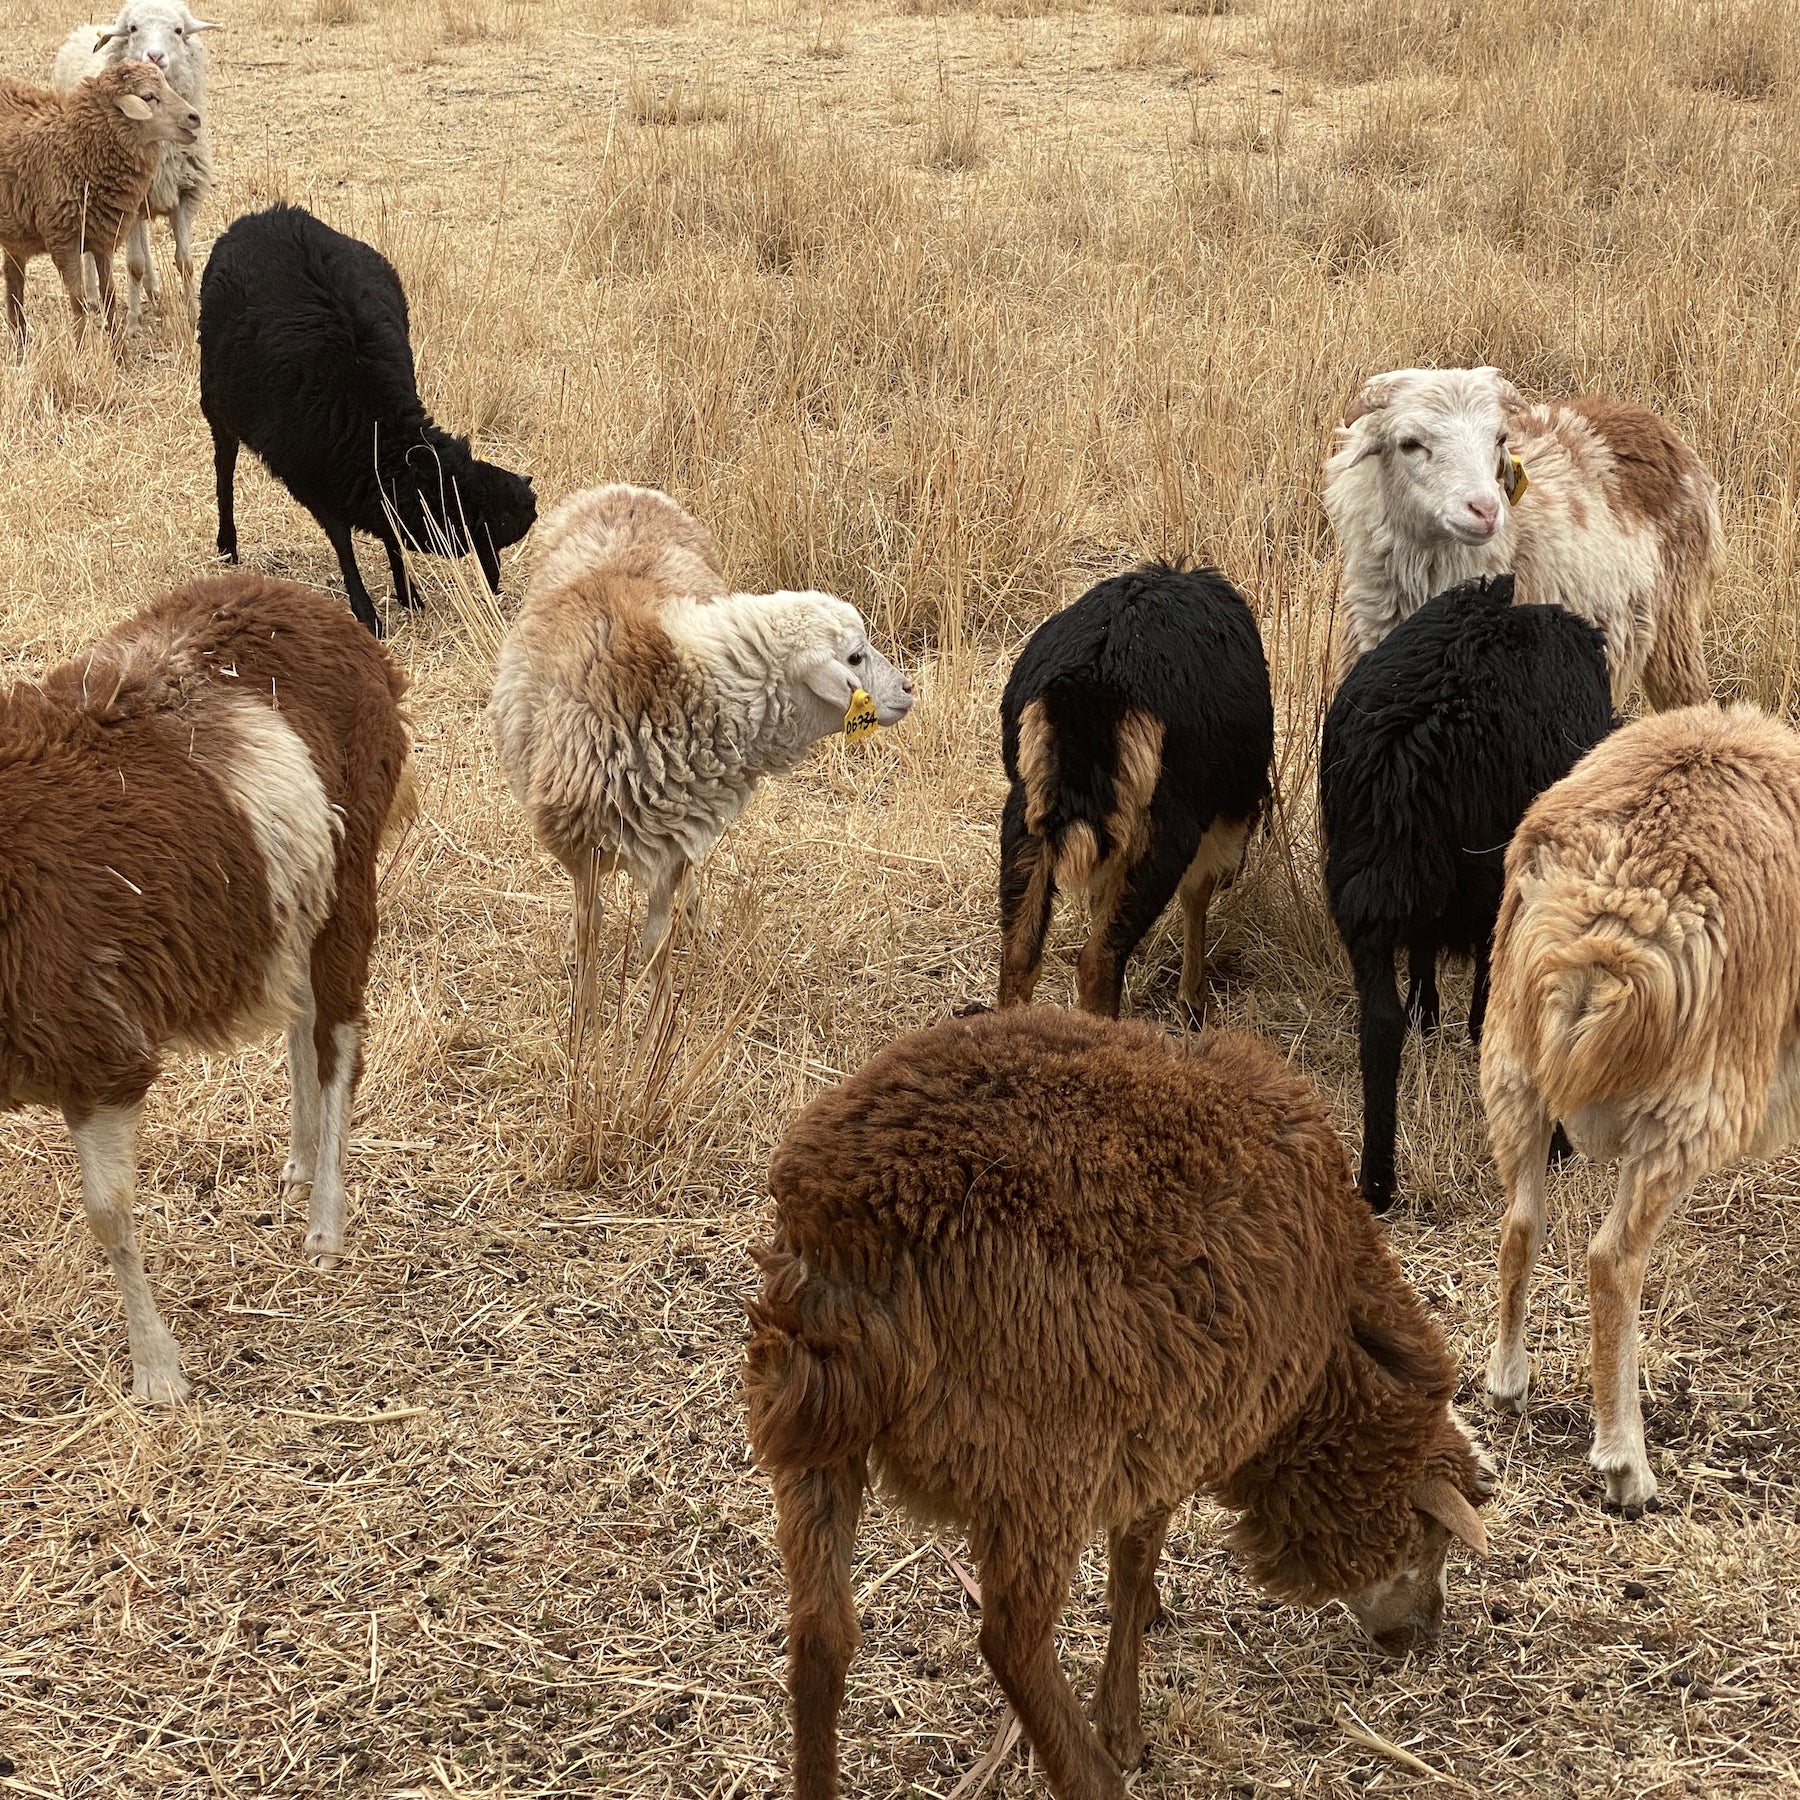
[3,0,1800,1793]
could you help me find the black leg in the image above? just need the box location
[1076,842,1188,1020]
[211,425,240,562]
[317,516,384,638]
[376,521,419,608]
[998,783,1056,1008]
[1405,936,1441,1036]
[1470,933,1493,1048]
[1351,940,1406,1213]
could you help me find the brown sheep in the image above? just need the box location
[0,60,200,343]
[0,574,412,1401]
[1483,703,1800,1514]
[745,1009,1493,1800]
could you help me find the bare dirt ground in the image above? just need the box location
[2,0,1799,1793]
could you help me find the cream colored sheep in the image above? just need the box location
[489,484,914,954]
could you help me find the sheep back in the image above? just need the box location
[1321,575,1616,958]
[0,574,408,1118]
[748,1008,1469,1599]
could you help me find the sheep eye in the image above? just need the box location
[848,651,864,666]
[1397,437,1425,454]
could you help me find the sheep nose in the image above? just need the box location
[147,50,168,66]
[901,676,915,695]
[1467,495,1500,530]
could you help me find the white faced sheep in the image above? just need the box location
[0,572,412,1402]
[1483,703,1800,1514]
[1322,366,1721,709]
[488,483,915,956]
[52,1,219,330]
[998,561,1273,1022]
[747,1008,1494,1800]
[0,60,201,343]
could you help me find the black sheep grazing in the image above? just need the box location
[1320,575,1615,1212]
[198,204,537,637]
[998,561,1274,1020]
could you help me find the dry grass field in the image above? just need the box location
[4,0,1800,1792]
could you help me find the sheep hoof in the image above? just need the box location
[133,1357,192,1405]
[1592,1447,1657,1513]
[304,1231,343,1270]
[1484,1347,1529,1411]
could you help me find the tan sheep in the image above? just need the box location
[0,60,201,344]
[1483,703,1800,1513]
[747,1008,1492,1800]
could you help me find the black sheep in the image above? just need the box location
[1320,575,1615,1213]
[198,204,537,637]
[998,561,1274,1020]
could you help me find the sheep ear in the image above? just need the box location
[189,17,226,30]
[1412,1475,1489,1556]
[799,651,856,709]
[1474,366,1524,412]
[94,25,127,46]
[117,93,156,120]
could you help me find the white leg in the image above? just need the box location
[637,857,690,959]
[304,1022,360,1267]
[123,222,151,330]
[283,991,321,1200]
[65,1102,190,1404]
[171,203,198,329]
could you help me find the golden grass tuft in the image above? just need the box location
[3,0,1800,1792]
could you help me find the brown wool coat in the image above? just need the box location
[749,1010,1481,1601]
[0,573,410,1117]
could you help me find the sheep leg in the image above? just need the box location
[282,987,322,1202]
[375,520,419,609]
[639,858,691,960]
[1090,1507,1171,1772]
[1077,852,1184,1021]
[54,245,96,331]
[1639,614,1711,711]
[124,219,153,330]
[773,1459,865,1800]
[1484,1075,1554,1410]
[1404,936,1441,1036]
[211,426,241,561]
[998,784,1055,1007]
[1176,868,1218,1026]
[318,515,385,638]
[977,1538,1126,1800]
[65,1100,190,1404]
[1588,1158,1688,1514]
[3,252,24,347]
[1469,934,1492,1048]
[172,199,200,330]
[1350,942,1407,1213]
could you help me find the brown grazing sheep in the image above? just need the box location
[0,574,412,1401]
[746,1009,1492,1800]
[1483,703,1800,1514]
[0,60,201,342]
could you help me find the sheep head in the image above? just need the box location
[1329,365,1527,549]
[98,61,202,146]
[390,441,536,593]
[95,3,221,78]
[784,594,915,734]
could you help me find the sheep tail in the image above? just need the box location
[743,1245,908,1475]
[1505,876,1706,1118]
[1015,689,1163,890]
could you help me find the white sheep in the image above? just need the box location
[488,484,915,955]
[52,2,219,330]
[1321,366,1720,709]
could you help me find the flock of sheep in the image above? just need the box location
[1,6,1795,1796]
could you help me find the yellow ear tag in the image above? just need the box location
[1505,456,1529,504]
[844,687,880,744]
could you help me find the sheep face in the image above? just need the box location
[94,2,219,78]
[792,597,915,730]
[106,61,202,147]
[1334,366,1524,549]
[389,449,536,593]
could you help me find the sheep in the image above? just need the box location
[0,572,412,1402]
[199,204,538,637]
[746,1007,1494,1800]
[1320,576,1616,1212]
[1482,703,1800,1514]
[52,2,219,331]
[488,483,915,956]
[1322,366,1721,709]
[997,561,1272,1021]
[0,60,201,344]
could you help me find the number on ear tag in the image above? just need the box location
[844,687,880,743]
[1505,456,1529,504]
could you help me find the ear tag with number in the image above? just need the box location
[844,687,880,743]
[1504,456,1529,504]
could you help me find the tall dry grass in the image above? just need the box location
[3,0,1800,1793]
